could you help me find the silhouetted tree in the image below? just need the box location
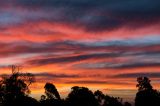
[40,83,63,106]
[135,77,160,106]
[66,86,98,106]
[94,90,105,106]
[136,77,152,91]
[44,83,61,100]
[0,65,36,106]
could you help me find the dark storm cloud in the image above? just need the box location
[0,0,160,31]
[113,72,160,78]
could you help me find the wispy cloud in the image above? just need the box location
[113,72,160,78]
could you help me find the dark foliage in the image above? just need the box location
[66,86,98,106]
[40,83,64,106]
[0,65,37,106]
[94,90,124,106]
[135,77,160,106]
[124,102,132,106]
[94,90,105,105]
[136,77,153,91]
[11,96,39,106]
[44,83,61,100]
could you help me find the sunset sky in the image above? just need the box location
[0,0,160,102]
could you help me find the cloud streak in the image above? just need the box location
[113,72,160,78]
[34,72,80,78]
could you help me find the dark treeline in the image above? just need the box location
[0,66,160,106]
